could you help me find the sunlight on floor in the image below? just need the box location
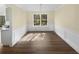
[21,33,46,42]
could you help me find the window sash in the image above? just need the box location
[34,14,47,26]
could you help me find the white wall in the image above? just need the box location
[55,26,79,53]
[27,11,54,31]
[12,25,27,46]
[8,5,28,46]
[55,5,79,53]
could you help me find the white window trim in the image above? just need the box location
[33,13,48,27]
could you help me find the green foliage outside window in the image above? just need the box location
[34,14,47,26]
[41,14,47,25]
[0,16,5,27]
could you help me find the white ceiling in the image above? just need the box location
[15,4,62,11]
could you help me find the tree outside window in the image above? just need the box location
[41,14,47,25]
[34,14,40,25]
[34,14,47,26]
[0,16,5,27]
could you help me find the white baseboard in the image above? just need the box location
[55,26,79,53]
[27,25,54,31]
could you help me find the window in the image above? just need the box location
[34,14,47,26]
[0,16,5,27]
[41,14,47,25]
[34,14,40,25]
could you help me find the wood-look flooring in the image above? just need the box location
[0,31,77,54]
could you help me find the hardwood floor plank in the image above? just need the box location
[0,31,77,54]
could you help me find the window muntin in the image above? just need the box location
[41,14,47,25]
[0,16,5,27]
[34,14,47,26]
[34,14,40,25]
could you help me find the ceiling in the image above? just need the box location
[15,4,63,11]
